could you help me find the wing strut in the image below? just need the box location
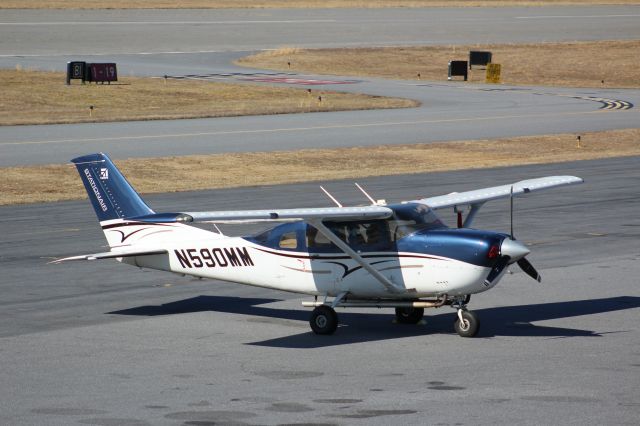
[462,202,485,228]
[308,219,404,294]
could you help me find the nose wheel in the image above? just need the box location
[454,309,480,337]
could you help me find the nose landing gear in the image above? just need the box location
[451,296,479,337]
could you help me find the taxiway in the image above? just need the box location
[0,158,638,425]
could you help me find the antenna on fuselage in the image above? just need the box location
[213,223,224,236]
[355,183,386,206]
[320,186,343,208]
[355,183,375,205]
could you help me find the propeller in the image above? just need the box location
[486,185,542,285]
[506,185,542,283]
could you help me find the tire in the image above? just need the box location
[454,310,480,337]
[395,307,425,324]
[310,306,338,335]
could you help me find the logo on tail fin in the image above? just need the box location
[99,168,109,180]
[84,168,108,212]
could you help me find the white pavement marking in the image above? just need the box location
[0,49,237,57]
[0,19,337,26]
[516,14,640,19]
[0,110,610,148]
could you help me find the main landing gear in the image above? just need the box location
[304,294,479,337]
[302,293,480,337]
[394,307,424,324]
[309,305,339,335]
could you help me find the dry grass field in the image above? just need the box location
[2,128,638,206]
[2,1,638,9]
[0,69,416,126]
[237,40,640,88]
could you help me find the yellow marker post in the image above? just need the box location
[486,63,502,84]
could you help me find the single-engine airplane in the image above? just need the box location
[53,153,583,337]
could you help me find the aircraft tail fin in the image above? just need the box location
[71,153,154,222]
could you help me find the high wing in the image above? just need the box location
[133,177,582,225]
[133,205,393,224]
[50,247,168,264]
[412,175,583,228]
[414,176,584,210]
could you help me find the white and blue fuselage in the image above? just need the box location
[106,206,509,299]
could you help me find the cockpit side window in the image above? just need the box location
[389,219,419,241]
[307,220,392,252]
[306,225,334,249]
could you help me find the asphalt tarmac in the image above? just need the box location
[1,5,639,425]
[1,157,638,425]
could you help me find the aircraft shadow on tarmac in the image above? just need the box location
[109,296,640,348]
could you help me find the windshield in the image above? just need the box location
[388,203,447,240]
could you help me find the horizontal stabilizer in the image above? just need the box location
[50,248,168,264]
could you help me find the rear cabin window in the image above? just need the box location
[249,223,303,251]
[279,231,298,249]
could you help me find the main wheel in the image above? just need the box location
[395,307,425,324]
[454,310,480,337]
[310,306,338,335]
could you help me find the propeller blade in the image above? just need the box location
[484,256,511,286]
[517,258,542,283]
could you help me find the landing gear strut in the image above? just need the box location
[309,305,338,335]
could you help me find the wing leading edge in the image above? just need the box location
[133,205,394,224]
[415,176,584,210]
[130,176,582,225]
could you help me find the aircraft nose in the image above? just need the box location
[501,238,530,262]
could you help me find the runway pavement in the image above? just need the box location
[1,157,639,425]
[1,6,640,166]
[2,6,640,57]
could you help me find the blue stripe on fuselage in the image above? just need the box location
[397,228,506,267]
